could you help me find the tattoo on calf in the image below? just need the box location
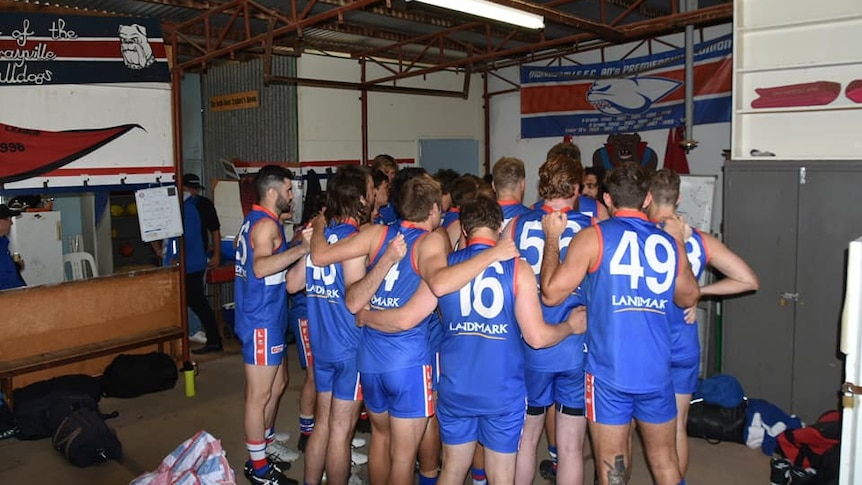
[604,455,626,485]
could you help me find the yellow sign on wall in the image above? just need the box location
[210,90,259,112]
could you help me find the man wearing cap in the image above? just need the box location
[181,173,224,354]
[0,204,26,290]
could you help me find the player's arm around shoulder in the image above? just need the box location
[344,233,406,314]
[309,216,381,267]
[700,232,759,297]
[419,231,518,297]
[416,229,453,296]
[541,215,598,306]
[286,255,306,294]
[251,217,299,279]
[356,280,438,333]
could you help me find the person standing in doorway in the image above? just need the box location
[182,173,224,355]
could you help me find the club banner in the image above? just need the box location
[0,13,169,86]
[1,12,173,190]
[520,34,732,138]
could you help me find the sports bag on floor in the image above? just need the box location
[52,407,122,467]
[776,410,840,470]
[101,352,178,398]
[131,430,235,485]
[686,397,748,444]
[15,392,100,441]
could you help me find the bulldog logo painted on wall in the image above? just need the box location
[119,24,155,70]
[587,76,682,115]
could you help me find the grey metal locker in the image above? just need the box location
[723,160,862,422]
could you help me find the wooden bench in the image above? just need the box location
[0,266,184,398]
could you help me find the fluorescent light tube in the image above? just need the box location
[408,0,545,30]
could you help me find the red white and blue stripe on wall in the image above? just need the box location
[0,13,169,86]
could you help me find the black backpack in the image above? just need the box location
[13,375,103,440]
[686,398,748,444]
[52,407,122,467]
[100,352,178,398]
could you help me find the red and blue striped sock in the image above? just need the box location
[247,439,269,476]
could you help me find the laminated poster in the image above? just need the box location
[135,186,184,242]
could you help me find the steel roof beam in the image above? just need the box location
[355,21,483,57]
[606,0,668,19]
[486,0,623,41]
[610,0,646,26]
[363,2,730,84]
[168,0,385,71]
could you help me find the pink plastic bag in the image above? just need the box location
[131,431,236,485]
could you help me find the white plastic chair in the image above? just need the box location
[63,252,98,281]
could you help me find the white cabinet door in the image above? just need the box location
[8,212,64,286]
[840,236,862,484]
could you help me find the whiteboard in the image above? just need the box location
[135,186,184,243]
[677,175,717,233]
[676,174,718,379]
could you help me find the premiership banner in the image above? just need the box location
[520,34,732,138]
[0,13,169,86]
[0,13,173,190]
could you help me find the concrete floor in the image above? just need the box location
[0,344,770,484]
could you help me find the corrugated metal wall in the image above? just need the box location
[201,57,298,178]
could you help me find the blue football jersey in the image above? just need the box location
[499,200,531,229]
[234,205,289,332]
[358,222,433,373]
[584,210,680,392]
[305,219,362,363]
[374,202,398,225]
[669,228,710,363]
[442,208,459,229]
[437,240,524,415]
[532,197,598,220]
[578,196,598,218]
[512,206,591,372]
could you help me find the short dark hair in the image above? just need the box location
[450,176,480,208]
[492,157,526,192]
[460,195,503,236]
[400,176,442,222]
[372,170,389,189]
[434,169,460,195]
[605,162,651,209]
[585,166,605,182]
[538,154,583,200]
[255,165,293,202]
[649,169,681,206]
[301,190,327,225]
[326,165,371,223]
